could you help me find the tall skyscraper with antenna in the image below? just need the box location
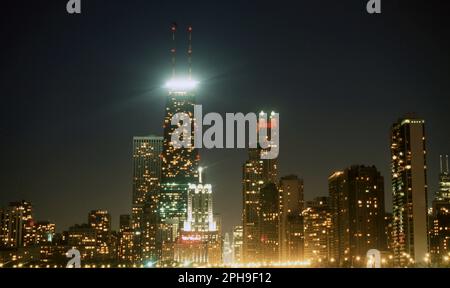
[158,24,200,259]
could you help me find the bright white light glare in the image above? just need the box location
[165,78,199,91]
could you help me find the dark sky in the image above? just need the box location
[1,0,449,234]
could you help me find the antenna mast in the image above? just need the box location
[171,22,177,78]
[187,25,193,80]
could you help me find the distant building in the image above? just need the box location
[232,226,243,263]
[242,119,278,263]
[131,135,163,263]
[222,233,233,265]
[88,210,113,260]
[303,197,333,266]
[391,116,429,266]
[173,170,221,266]
[384,213,394,252]
[430,155,450,266]
[119,214,131,233]
[67,224,96,260]
[34,221,56,245]
[260,183,279,263]
[279,175,304,262]
[329,165,386,267]
[0,201,34,248]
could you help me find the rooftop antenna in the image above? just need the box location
[446,155,449,174]
[187,25,193,80]
[440,155,443,173]
[171,22,177,78]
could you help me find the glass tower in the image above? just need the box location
[391,117,429,266]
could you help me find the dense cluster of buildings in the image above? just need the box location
[239,116,450,267]
[1,29,449,268]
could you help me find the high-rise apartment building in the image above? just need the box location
[118,214,133,263]
[131,135,163,262]
[391,116,429,266]
[0,201,34,248]
[329,165,386,267]
[88,210,112,259]
[303,197,333,266]
[242,147,278,263]
[260,183,279,263]
[279,175,304,262]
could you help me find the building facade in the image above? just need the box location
[303,197,333,266]
[0,201,34,248]
[131,135,163,262]
[391,117,429,266]
[329,165,386,267]
[259,182,279,263]
[278,175,304,262]
[242,147,278,263]
[430,155,450,266]
[232,226,243,264]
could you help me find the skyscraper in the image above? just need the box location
[430,155,450,265]
[242,147,278,263]
[173,169,221,265]
[160,83,199,184]
[88,210,112,260]
[0,201,34,248]
[183,183,216,232]
[118,214,133,263]
[329,165,386,267]
[131,135,163,262]
[303,197,333,266]
[391,116,429,266]
[158,25,200,249]
[278,175,304,262]
[232,226,243,264]
[260,182,279,263]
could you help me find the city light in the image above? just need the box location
[165,78,199,92]
[0,20,449,271]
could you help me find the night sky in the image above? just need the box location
[1,0,449,234]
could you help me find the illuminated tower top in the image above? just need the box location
[165,24,199,96]
[161,24,200,183]
[183,167,217,232]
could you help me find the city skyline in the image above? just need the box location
[1,0,449,248]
